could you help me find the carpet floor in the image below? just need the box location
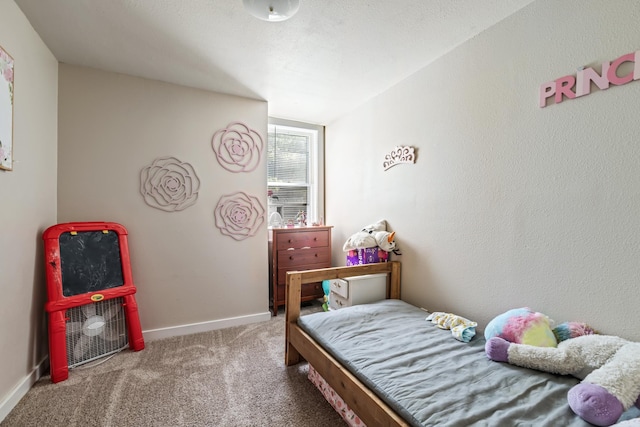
[1,302,346,427]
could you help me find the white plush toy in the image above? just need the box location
[342,219,397,252]
[486,334,640,426]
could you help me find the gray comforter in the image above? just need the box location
[298,299,592,427]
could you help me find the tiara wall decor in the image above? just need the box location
[383,145,416,171]
[214,191,265,241]
[211,122,263,173]
[140,156,200,212]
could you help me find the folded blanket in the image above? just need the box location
[426,311,478,342]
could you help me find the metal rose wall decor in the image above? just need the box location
[383,145,416,171]
[140,156,201,212]
[211,122,263,173]
[214,191,265,241]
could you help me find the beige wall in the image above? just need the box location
[0,0,58,418]
[57,65,269,334]
[326,0,640,341]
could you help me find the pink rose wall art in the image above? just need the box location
[214,191,265,241]
[140,156,201,212]
[138,122,265,240]
[211,122,263,173]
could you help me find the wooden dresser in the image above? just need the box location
[269,226,332,316]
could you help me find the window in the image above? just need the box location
[267,118,324,226]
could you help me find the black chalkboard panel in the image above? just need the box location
[59,230,124,297]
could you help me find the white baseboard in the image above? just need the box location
[142,311,272,342]
[0,357,48,423]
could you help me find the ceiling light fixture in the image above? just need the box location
[243,0,300,22]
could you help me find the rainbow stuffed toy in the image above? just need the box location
[484,307,559,347]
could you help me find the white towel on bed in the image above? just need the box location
[426,312,478,342]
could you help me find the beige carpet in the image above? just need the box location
[2,303,346,427]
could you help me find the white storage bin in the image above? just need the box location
[329,273,387,310]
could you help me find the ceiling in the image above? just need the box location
[15,0,535,125]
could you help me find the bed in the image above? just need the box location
[284,262,593,426]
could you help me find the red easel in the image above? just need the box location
[43,222,144,383]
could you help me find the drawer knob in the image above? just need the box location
[289,256,293,260]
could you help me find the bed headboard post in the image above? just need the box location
[285,271,303,365]
[390,261,401,299]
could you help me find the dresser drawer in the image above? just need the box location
[329,291,348,310]
[274,229,330,250]
[329,278,349,299]
[276,282,323,302]
[302,282,323,298]
[277,247,331,268]
[277,261,330,284]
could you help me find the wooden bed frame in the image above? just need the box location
[284,261,409,427]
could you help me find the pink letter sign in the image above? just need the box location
[540,50,640,107]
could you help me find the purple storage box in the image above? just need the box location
[346,247,389,266]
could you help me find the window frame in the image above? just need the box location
[267,117,324,226]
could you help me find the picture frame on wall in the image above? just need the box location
[0,44,14,171]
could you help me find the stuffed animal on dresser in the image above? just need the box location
[342,219,397,252]
[484,308,640,426]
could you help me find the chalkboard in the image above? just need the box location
[59,230,125,297]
